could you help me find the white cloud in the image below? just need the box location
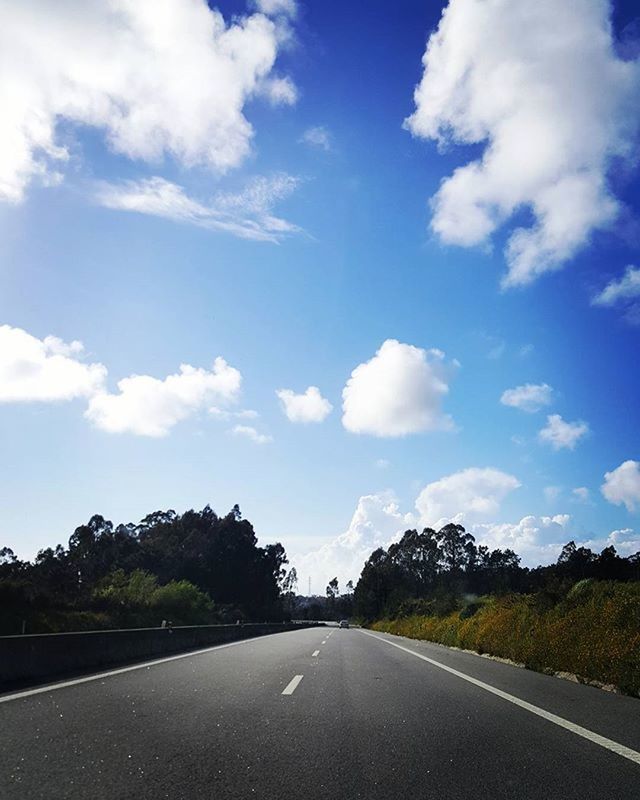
[0,324,106,402]
[231,424,272,444]
[601,460,640,512]
[342,339,457,437]
[415,467,521,527]
[96,174,301,243]
[209,407,258,421]
[86,358,241,437]
[291,492,408,591]
[375,458,390,470]
[500,382,553,413]
[255,0,297,18]
[605,528,640,556]
[262,76,298,106]
[572,487,590,503]
[405,0,640,287]
[276,386,332,423]
[291,469,640,586]
[473,514,573,566]
[539,414,589,450]
[0,0,296,203]
[300,126,332,151]
[592,265,640,324]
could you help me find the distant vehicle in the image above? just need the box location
[339,620,349,629]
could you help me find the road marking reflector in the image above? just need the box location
[312,650,320,657]
[360,630,640,767]
[282,675,303,695]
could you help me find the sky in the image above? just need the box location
[1,0,640,593]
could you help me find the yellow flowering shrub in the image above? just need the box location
[371,580,640,695]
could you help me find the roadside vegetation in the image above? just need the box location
[353,525,640,695]
[0,505,298,634]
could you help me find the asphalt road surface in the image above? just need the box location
[2,626,639,799]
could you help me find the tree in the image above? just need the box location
[282,567,298,619]
[436,523,476,574]
[387,528,442,594]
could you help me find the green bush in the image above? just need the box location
[93,569,216,627]
[150,580,214,625]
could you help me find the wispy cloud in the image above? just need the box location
[500,383,553,413]
[300,126,332,151]
[95,174,302,243]
[231,424,273,444]
[592,265,640,324]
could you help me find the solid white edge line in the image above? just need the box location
[312,650,320,657]
[282,674,303,695]
[0,632,294,704]
[359,630,640,767]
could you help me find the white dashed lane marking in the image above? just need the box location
[282,675,304,695]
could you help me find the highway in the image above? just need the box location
[1,626,639,799]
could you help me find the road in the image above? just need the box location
[1,626,639,799]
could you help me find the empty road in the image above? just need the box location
[1,626,639,799]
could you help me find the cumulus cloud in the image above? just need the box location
[276,386,332,423]
[231,424,273,444]
[291,466,640,585]
[474,515,640,564]
[291,462,640,594]
[0,0,296,202]
[291,493,408,591]
[592,265,640,324]
[500,382,553,413]
[405,0,640,287]
[0,324,106,402]
[472,514,573,566]
[292,484,573,586]
[605,528,640,556]
[415,467,521,527]
[86,358,241,437]
[601,460,640,512]
[539,414,589,450]
[300,126,332,151]
[96,174,301,242]
[342,339,457,437]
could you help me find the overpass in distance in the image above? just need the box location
[1,625,639,799]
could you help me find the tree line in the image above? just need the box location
[0,504,297,634]
[352,523,640,621]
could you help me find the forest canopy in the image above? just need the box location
[0,504,296,634]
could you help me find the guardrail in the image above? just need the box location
[0,621,321,690]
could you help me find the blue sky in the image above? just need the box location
[1,0,639,589]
